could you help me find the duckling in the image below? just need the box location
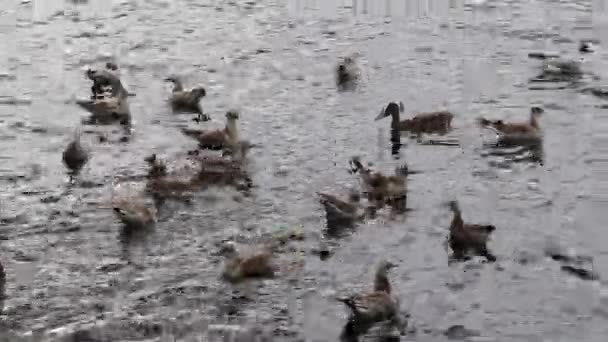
[478,106,543,136]
[349,157,408,210]
[375,102,453,136]
[62,131,89,176]
[182,111,239,150]
[112,198,156,231]
[220,242,275,283]
[337,261,402,333]
[336,55,359,89]
[318,191,372,229]
[164,76,209,121]
[447,200,496,262]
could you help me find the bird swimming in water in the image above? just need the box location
[164,76,209,121]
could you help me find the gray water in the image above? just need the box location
[1,0,607,341]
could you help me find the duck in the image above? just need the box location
[62,131,89,175]
[446,200,496,262]
[182,111,239,150]
[143,154,202,199]
[76,91,131,125]
[164,76,209,121]
[336,260,403,335]
[220,242,275,283]
[375,102,453,136]
[477,106,544,136]
[579,40,596,53]
[195,154,253,191]
[86,63,130,99]
[349,156,408,210]
[336,55,359,89]
[540,57,583,79]
[317,191,373,229]
[112,198,156,231]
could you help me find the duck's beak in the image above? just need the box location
[375,108,388,121]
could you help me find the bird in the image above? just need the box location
[164,76,209,121]
[375,101,453,136]
[446,200,496,262]
[317,191,373,230]
[336,55,360,89]
[112,198,156,231]
[337,261,404,337]
[181,111,240,150]
[220,242,275,283]
[349,156,408,211]
[477,106,544,136]
[62,131,89,177]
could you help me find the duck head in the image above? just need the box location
[193,87,207,99]
[226,111,240,120]
[376,260,397,274]
[375,102,403,121]
[531,106,544,116]
[164,76,183,91]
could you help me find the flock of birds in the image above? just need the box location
[0,38,599,340]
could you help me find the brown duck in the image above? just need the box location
[195,154,252,191]
[318,191,373,229]
[112,198,156,231]
[337,260,404,336]
[478,106,544,136]
[165,76,208,120]
[220,242,275,283]
[143,154,201,199]
[376,102,453,135]
[447,200,496,262]
[62,132,89,175]
[349,156,408,210]
[86,63,131,99]
[182,111,239,150]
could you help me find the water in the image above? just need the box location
[0,0,606,341]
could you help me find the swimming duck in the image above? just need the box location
[447,200,496,262]
[336,55,359,89]
[349,156,408,210]
[579,40,596,53]
[220,242,275,283]
[62,131,89,175]
[76,92,131,125]
[375,102,454,136]
[195,155,253,191]
[144,154,167,178]
[318,191,373,229]
[165,76,209,121]
[112,198,156,231]
[478,106,543,136]
[540,57,583,79]
[86,64,130,99]
[182,111,239,150]
[143,155,201,199]
[337,260,402,334]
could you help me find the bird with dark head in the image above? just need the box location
[446,200,496,262]
[375,101,453,136]
[62,131,89,179]
[164,76,209,121]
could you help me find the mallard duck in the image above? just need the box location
[318,191,373,229]
[336,55,359,89]
[220,243,275,283]
[349,157,407,210]
[478,106,543,136]
[337,261,402,334]
[447,201,496,262]
[62,132,89,175]
[112,198,156,230]
[165,76,208,120]
[182,111,239,150]
[375,102,453,135]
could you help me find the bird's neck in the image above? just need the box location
[374,271,391,293]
